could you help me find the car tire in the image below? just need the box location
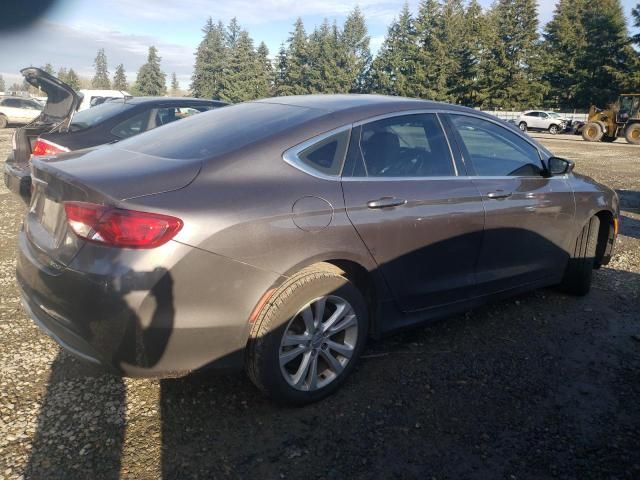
[582,122,604,142]
[548,124,559,135]
[518,122,527,132]
[624,123,640,145]
[246,263,368,405]
[558,216,600,296]
[0,115,7,129]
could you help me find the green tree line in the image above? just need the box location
[191,0,640,110]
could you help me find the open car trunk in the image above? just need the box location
[4,68,81,201]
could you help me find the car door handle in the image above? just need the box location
[367,197,407,209]
[486,191,513,200]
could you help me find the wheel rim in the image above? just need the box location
[587,126,597,137]
[279,295,358,392]
[519,123,526,131]
[632,129,640,140]
[550,126,558,134]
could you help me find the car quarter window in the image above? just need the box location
[347,113,454,178]
[297,129,350,176]
[111,110,151,139]
[449,114,544,177]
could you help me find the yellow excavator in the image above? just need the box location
[581,94,640,145]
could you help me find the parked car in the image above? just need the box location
[16,95,619,405]
[78,89,132,111]
[0,95,43,127]
[4,67,227,201]
[517,110,568,134]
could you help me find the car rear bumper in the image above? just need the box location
[16,230,284,377]
[4,161,31,203]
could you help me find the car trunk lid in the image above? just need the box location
[26,150,200,267]
[21,67,81,130]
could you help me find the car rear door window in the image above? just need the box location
[348,113,454,178]
[2,98,21,108]
[111,110,151,139]
[449,114,543,177]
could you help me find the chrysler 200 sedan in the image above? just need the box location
[17,95,619,404]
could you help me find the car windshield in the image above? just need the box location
[69,101,134,131]
[116,102,325,160]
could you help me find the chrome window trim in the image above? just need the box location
[282,124,352,181]
[282,108,548,181]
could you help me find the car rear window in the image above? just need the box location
[69,102,134,131]
[116,102,325,160]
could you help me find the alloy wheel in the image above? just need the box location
[279,295,358,391]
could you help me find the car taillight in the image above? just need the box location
[64,202,183,249]
[31,139,69,157]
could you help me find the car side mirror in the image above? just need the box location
[547,157,574,176]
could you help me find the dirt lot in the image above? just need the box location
[0,128,638,480]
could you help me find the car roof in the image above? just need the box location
[113,96,227,106]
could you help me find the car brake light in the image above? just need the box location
[31,139,69,157]
[64,202,183,249]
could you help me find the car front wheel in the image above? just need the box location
[0,115,7,129]
[246,263,368,405]
[548,124,560,135]
[558,216,600,296]
[518,122,527,132]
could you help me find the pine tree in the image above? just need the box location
[226,17,242,49]
[0,75,5,92]
[135,46,167,96]
[480,0,545,109]
[256,42,273,98]
[112,64,128,91]
[57,67,68,83]
[221,30,260,102]
[274,43,289,96]
[66,69,80,91]
[341,6,371,92]
[368,3,419,96]
[543,0,588,108]
[92,48,111,89]
[451,0,487,106]
[632,3,640,45]
[190,18,227,99]
[170,72,179,94]
[308,19,349,93]
[278,18,311,96]
[575,0,639,107]
[414,0,448,100]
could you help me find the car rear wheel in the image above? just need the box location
[518,122,527,132]
[558,216,600,296]
[625,123,640,145]
[246,263,368,405]
[582,122,604,142]
[0,115,7,129]
[548,124,560,135]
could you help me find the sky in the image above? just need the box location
[0,0,638,90]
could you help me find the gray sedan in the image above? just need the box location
[16,95,619,404]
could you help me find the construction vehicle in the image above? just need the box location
[581,94,640,145]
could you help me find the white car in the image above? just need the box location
[78,89,131,111]
[0,96,43,128]
[517,111,567,135]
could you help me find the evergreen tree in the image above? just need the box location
[341,6,371,92]
[0,74,5,92]
[170,72,179,94]
[368,3,419,96]
[480,0,545,109]
[226,17,242,49]
[221,30,261,102]
[256,42,273,98]
[92,48,111,89]
[274,43,289,96]
[633,3,640,45]
[543,0,588,108]
[42,63,54,75]
[112,64,128,91]
[414,0,449,100]
[451,0,487,106]
[278,18,311,96]
[190,18,227,98]
[135,46,167,96]
[57,67,68,82]
[575,0,639,107]
[66,69,80,91]
[308,19,350,93]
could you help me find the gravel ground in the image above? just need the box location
[0,128,638,480]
